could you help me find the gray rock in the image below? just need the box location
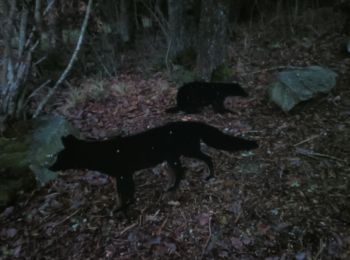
[268,66,337,111]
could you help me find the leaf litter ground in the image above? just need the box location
[1,28,350,260]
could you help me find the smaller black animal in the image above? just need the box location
[166,81,248,114]
[49,122,258,213]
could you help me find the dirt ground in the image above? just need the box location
[1,17,350,259]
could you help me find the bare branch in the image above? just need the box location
[1,0,17,113]
[44,0,56,16]
[18,7,29,59]
[16,78,51,118]
[0,0,60,119]
[26,79,52,102]
[24,0,53,50]
[33,0,93,118]
[140,0,169,41]
[154,0,168,30]
[35,0,43,32]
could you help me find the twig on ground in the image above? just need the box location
[54,208,81,227]
[180,210,187,222]
[240,65,302,76]
[23,188,40,207]
[311,152,346,162]
[234,210,242,224]
[314,238,325,259]
[293,134,320,146]
[120,222,138,235]
[156,218,168,236]
[296,148,346,162]
[201,215,212,259]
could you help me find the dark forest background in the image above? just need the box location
[1,1,350,259]
[1,0,349,123]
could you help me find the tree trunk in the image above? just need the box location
[1,0,19,117]
[46,0,62,49]
[99,0,135,47]
[119,0,135,44]
[167,0,186,58]
[196,0,229,81]
[0,0,39,121]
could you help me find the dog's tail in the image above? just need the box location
[166,106,181,113]
[199,124,258,152]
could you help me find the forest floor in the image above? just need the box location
[1,20,350,259]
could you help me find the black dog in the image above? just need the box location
[166,81,248,114]
[49,121,258,212]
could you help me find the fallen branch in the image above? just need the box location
[120,222,138,235]
[156,218,168,236]
[234,210,242,224]
[296,147,346,162]
[293,134,320,146]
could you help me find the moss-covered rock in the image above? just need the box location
[0,116,78,209]
[211,62,234,81]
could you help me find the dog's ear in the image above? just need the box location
[61,134,78,146]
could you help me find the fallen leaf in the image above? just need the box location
[7,228,17,238]
[231,237,243,250]
[145,236,161,249]
[228,200,242,215]
[164,242,177,254]
[198,213,210,226]
[167,200,180,206]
